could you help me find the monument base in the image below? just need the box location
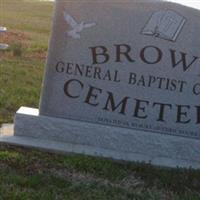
[0,107,200,169]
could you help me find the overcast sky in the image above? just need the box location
[168,0,200,9]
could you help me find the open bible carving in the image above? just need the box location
[142,10,186,42]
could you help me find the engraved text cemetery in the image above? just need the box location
[54,44,200,131]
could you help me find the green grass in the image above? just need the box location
[0,144,199,200]
[0,0,51,124]
[0,0,200,199]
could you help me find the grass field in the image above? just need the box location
[0,0,200,199]
[0,0,51,124]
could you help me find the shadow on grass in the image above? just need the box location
[0,144,199,200]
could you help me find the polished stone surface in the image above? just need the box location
[1,107,196,169]
[40,0,200,137]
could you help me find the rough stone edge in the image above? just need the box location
[0,107,200,169]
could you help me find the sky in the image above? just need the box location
[168,0,200,9]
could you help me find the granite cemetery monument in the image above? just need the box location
[0,0,200,169]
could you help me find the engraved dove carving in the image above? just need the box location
[63,11,96,39]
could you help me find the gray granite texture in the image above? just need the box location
[39,0,200,137]
[11,107,200,169]
[3,0,199,169]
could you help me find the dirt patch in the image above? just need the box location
[50,168,144,191]
[25,52,47,60]
[0,31,30,44]
[0,30,47,60]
